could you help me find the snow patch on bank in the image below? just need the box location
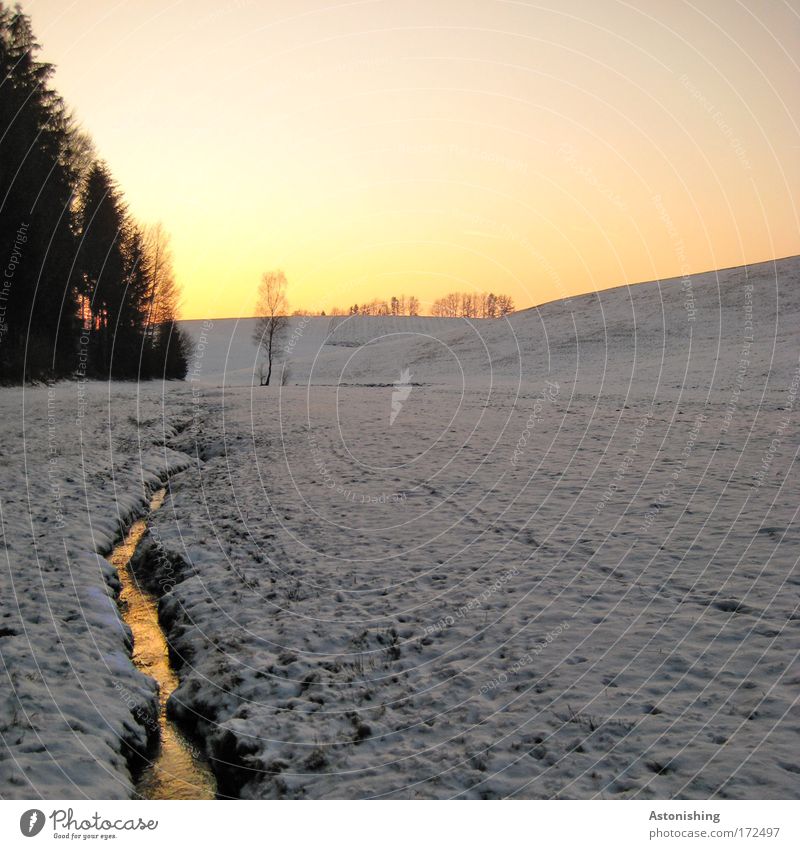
[0,383,197,798]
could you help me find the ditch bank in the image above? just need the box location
[128,530,258,799]
[112,487,217,800]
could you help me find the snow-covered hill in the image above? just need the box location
[153,255,799,799]
[2,256,797,799]
[180,257,798,399]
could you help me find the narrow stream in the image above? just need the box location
[110,487,217,800]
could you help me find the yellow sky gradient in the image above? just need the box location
[20,0,800,318]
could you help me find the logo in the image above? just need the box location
[20,810,45,837]
[390,368,413,425]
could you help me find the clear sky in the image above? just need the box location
[19,0,800,318]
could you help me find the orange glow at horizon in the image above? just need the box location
[20,0,799,319]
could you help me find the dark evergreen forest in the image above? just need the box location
[0,3,190,383]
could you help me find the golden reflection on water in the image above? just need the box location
[111,488,217,800]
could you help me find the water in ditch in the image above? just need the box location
[110,487,217,800]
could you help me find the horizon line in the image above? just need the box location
[177,251,799,323]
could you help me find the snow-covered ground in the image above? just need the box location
[163,257,798,798]
[1,256,798,799]
[0,384,197,798]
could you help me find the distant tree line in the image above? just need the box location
[321,292,515,317]
[340,295,421,316]
[0,5,190,383]
[431,291,514,317]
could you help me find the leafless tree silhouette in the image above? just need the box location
[252,270,288,386]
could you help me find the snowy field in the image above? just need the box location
[1,256,798,799]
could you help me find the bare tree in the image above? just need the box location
[252,270,288,386]
[144,223,178,329]
[496,294,515,316]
